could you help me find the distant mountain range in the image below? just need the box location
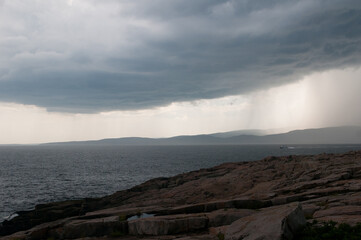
[47,126,361,145]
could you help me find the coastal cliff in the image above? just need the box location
[2,150,361,239]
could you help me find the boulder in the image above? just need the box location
[301,204,320,219]
[225,202,306,240]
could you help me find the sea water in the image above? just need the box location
[1,144,361,220]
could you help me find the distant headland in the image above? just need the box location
[45,126,361,145]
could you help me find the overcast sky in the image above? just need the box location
[0,0,361,143]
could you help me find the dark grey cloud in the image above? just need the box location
[0,0,361,112]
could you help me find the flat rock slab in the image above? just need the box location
[206,209,256,227]
[128,214,208,235]
[60,216,128,239]
[73,234,217,240]
[315,215,361,226]
[225,202,306,240]
[314,205,361,218]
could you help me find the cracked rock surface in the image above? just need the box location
[2,151,361,239]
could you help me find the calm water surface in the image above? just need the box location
[1,144,361,220]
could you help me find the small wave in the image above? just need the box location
[3,213,18,221]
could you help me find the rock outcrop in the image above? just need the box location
[2,150,361,239]
[225,202,306,240]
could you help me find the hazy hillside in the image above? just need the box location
[46,126,361,145]
[227,126,361,144]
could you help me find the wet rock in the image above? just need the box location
[0,200,85,236]
[0,218,69,240]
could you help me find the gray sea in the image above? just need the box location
[1,144,361,220]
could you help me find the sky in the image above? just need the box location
[0,0,361,144]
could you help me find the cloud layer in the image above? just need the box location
[1,0,361,112]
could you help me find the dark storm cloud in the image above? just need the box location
[0,0,361,112]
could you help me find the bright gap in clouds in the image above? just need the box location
[0,67,360,144]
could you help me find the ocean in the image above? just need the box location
[1,144,361,220]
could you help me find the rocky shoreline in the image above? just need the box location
[2,150,361,239]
